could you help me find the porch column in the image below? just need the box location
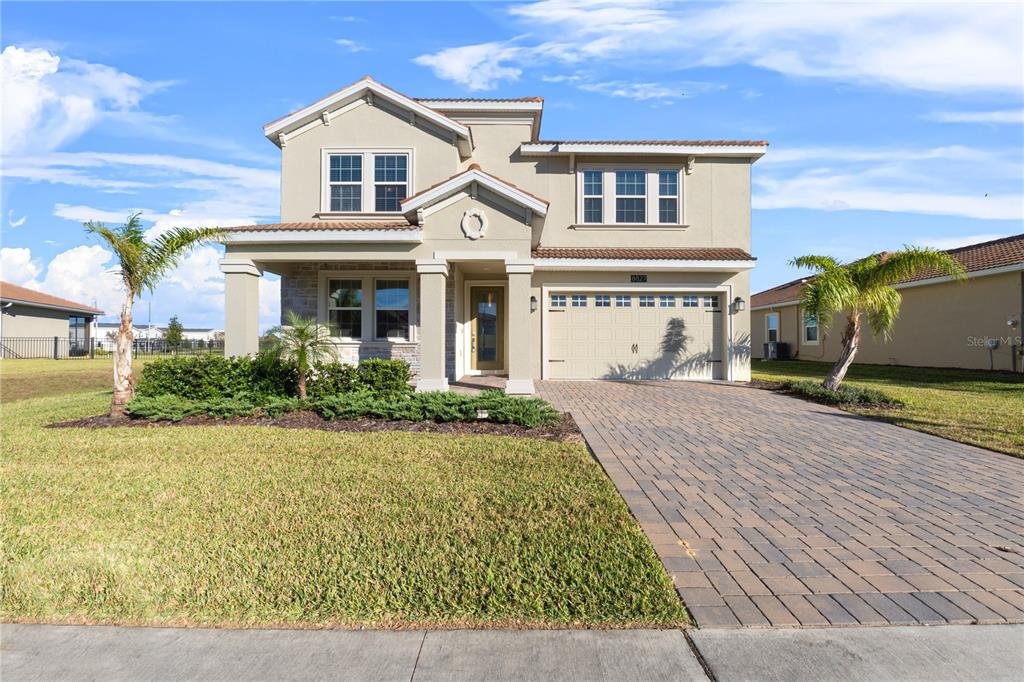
[505,261,535,395]
[416,259,449,392]
[220,258,261,357]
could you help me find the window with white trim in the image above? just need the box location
[615,170,646,223]
[804,313,819,344]
[375,279,410,340]
[659,295,676,308]
[374,155,408,212]
[639,294,655,308]
[703,295,720,308]
[682,295,699,308]
[658,170,678,224]
[571,294,588,307]
[329,155,362,212]
[595,294,611,307]
[615,294,631,307]
[582,170,603,223]
[327,279,363,339]
[550,294,566,308]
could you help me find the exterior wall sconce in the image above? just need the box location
[733,296,746,312]
[530,295,538,313]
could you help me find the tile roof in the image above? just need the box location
[0,281,104,315]
[751,233,1024,308]
[532,247,756,261]
[532,139,769,147]
[401,163,550,208]
[225,220,416,232]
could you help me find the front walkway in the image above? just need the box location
[538,381,1024,628]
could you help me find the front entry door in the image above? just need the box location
[470,286,503,372]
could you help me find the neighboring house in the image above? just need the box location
[220,76,763,393]
[0,281,103,358]
[94,322,222,349]
[751,234,1024,373]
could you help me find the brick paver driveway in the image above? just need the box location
[538,381,1024,628]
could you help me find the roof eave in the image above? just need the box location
[401,168,549,217]
[519,142,767,159]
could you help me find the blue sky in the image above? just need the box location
[2,1,1022,329]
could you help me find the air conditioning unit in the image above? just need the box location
[764,341,778,360]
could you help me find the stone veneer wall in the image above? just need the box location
[279,261,458,381]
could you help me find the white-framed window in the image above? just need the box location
[703,295,720,309]
[328,155,362,212]
[582,170,603,224]
[658,170,679,224]
[639,294,655,308]
[766,313,779,343]
[659,295,676,308]
[571,294,588,307]
[615,170,646,223]
[682,295,699,308]
[595,294,611,307]
[323,149,412,214]
[550,294,567,308]
[804,313,819,344]
[375,279,410,340]
[374,155,408,212]
[327,278,363,339]
[615,294,631,307]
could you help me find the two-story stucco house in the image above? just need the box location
[220,77,764,394]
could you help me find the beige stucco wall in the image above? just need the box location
[0,304,73,338]
[751,270,1024,372]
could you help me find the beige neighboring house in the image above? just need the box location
[0,281,103,358]
[220,76,764,393]
[751,234,1024,373]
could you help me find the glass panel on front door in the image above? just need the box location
[471,287,503,371]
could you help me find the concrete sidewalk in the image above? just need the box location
[3,623,1023,681]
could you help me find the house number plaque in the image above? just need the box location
[630,274,648,283]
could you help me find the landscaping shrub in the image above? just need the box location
[311,390,561,427]
[780,379,904,407]
[306,362,360,400]
[358,358,412,398]
[480,392,562,428]
[125,395,205,422]
[413,391,479,422]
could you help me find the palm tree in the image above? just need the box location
[86,213,222,416]
[790,246,966,391]
[265,311,336,399]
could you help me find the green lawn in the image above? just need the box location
[1,357,162,403]
[1,366,687,629]
[752,360,1024,459]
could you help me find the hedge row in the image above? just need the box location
[779,379,905,407]
[125,390,561,429]
[135,355,411,400]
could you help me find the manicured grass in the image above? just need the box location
[1,357,162,403]
[2,389,688,628]
[752,360,1024,458]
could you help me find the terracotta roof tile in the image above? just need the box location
[751,233,1024,308]
[532,247,755,261]
[226,220,416,232]
[0,281,104,315]
[533,139,769,147]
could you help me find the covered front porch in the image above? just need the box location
[220,254,537,394]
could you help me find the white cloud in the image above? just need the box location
[38,245,123,313]
[334,38,368,53]
[577,79,723,101]
[919,234,1011,250]
[925,109,1024,124]
[0,45,170,155]
[8,210,27,228]
[413,41,525,91]
[1,247,42,286]
[754,144,1023,221]
[415,1,1022,93]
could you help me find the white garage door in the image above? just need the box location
[546,291,724,380]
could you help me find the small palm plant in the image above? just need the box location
[791,246,966,391]
[265,311,336,399]
[85,214,221,416]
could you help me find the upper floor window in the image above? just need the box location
[324,150,411,214]
[615,170,646,223]
[374,155,408,212]
[582,170,603,224]
[329,155,362,212]
[659,170,678,224]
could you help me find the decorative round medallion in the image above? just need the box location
[460,208,488,240]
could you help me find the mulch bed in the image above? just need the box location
[49,411,583,443]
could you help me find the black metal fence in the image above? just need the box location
[0,337,225,360]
